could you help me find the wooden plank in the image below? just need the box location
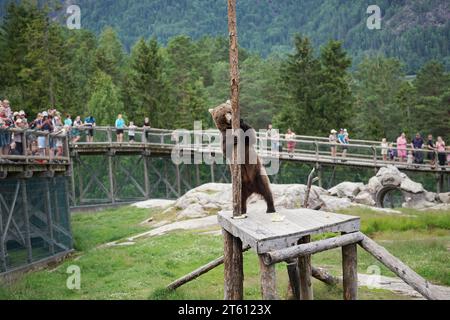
[263,232,364,265]
[223,229,243,300]
[166,247,250,291]
[259,255,278,300]
[342,234,358,300]
[298,236,313,300]
[359,234,444,300]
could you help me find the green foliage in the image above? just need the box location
[0,1,449,143]
[87,71,124,125]
[274,35,353,135]
[127,37,168,127]
[1,0,446,73]
[352,56,406,140]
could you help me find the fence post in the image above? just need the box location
[314,142,319,161]
[107,127,112,144]
[372,146,377,166]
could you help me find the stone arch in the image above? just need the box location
[376,184,404,208]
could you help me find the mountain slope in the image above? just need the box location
[1,0,449,72]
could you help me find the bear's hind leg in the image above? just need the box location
[241,189,248,214]
[256,175,276,213]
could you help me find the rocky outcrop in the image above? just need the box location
[136,165,447,217]
[328,182,365,199]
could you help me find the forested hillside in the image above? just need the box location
[2,0,448,73]
[1,1,449,142]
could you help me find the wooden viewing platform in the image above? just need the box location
[218,208,361,300]
[218,209,360,254]
[217,208,443,300]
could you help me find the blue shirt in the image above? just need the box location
[115,118,125,128]
[64,118,72,126]
[338,133,348,144]
[85,117,96,125]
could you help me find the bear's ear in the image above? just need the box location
[208,109,214,115]
[225,112,232,123]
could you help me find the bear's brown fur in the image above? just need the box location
[209,101,275,214]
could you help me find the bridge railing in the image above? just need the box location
[0,128,71,164]
[69,126,449,170]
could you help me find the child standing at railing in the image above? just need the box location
[285,128,296,158]
[388,143,396,161]
[407,150,414,167]
[381,138,388,161]
[436,136,446,167]
[128,122,137,143]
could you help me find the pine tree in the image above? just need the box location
[87,71,124,125]
[95,27,125,85]
[127,37,168,127]
[275,35,321,134]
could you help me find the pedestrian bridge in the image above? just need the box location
[0,126,448,277]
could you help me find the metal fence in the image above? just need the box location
[0,176,73,274]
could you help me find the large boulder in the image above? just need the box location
[438,193,450,204]
[328,182,365,199]
[400,178,425,194]
[319,195,353,211]
[354,191,376,206]
[402,193,435,209]
[367,176,383,193]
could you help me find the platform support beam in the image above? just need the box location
[223,229,243,300]
[21,180,33,264]
[342,232,358,300]
[286,259,301,300]
[143,155,150,199]
[259,255,278,300]
[108,155,115,204]
[298,235,313,300]
[44,179,55,255]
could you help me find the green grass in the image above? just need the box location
[0,206,448,300]
[71,207,153,251]
[339,207,450,236]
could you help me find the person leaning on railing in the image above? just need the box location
[143,117,151,142]
[436,136,447,167]
[0,106,13,157]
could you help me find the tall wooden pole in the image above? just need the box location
[223,0,244,301]
[228,0,242,217]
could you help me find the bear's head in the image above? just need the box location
[209,100,232,132]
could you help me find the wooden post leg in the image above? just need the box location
[286,259,300,300]
[342,241,358,300]
[223,229,243,300]
[259,255,278,300]
[298,236,313,300]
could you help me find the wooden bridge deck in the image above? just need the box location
[1,127,449,175]
[71,142,449,174]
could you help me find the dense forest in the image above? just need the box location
[0,0,449,143]
[1,0,449,73]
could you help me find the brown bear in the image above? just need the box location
[209,101,276,214]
